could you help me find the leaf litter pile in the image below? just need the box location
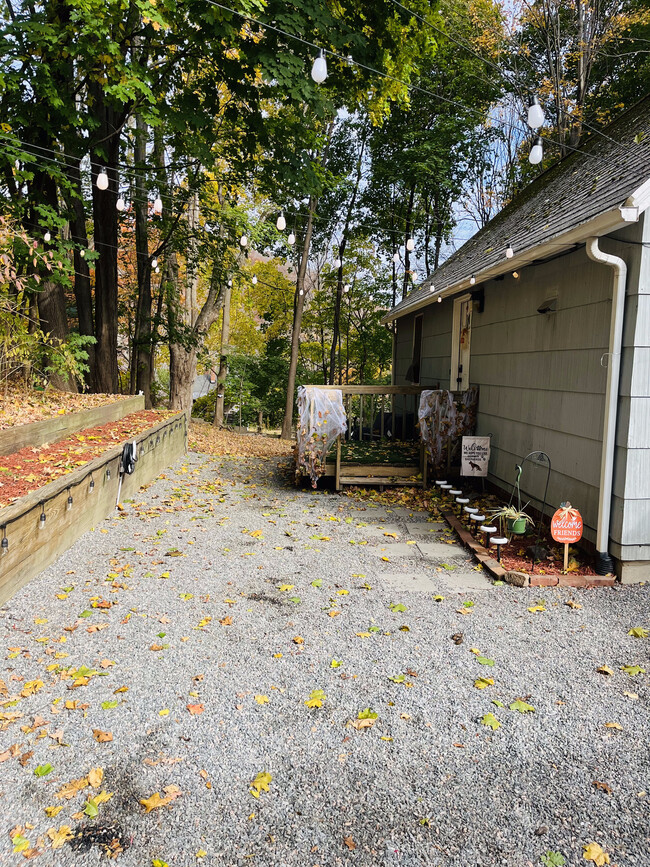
[0,388,133,431]
[0,411,173,507]
[188,421,293,459]
[0,449,647,865]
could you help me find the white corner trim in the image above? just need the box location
[624,176,650,214]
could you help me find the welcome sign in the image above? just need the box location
[461,436,490,477]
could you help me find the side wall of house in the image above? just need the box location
[394,218,647,564]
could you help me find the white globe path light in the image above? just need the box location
[527,96,545,130]
[96,169,109,191]
[529,136,543,165]
[276,212,286,231]
[311,50,327,84]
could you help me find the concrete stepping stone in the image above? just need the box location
[356,523,402,539]
[369,543,421,558]
[384,507,431,521]
[379,572,439,592]
[417,541,468,560]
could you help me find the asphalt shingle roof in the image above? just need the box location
[388,96,650,320]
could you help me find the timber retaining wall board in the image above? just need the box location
[0,411,187,607]
[0,394,145,456]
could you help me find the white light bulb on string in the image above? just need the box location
[96,169,109,191]
[227,279,232,287]
[153,197,163,214]
[406,237,414,252]
[116,197,125,212]
[152,258,158,269]
[276,212,286,231]
[80,249,85,258]
[392,252,399,264]
[252,275,258,285]
[311,49,327,84]
[429,284,436,293]
[437,296,442,303]
[287,232,296,246]
[343,284,350,294]
[529,136,543,165]
[299,288,304,296]
[527,95,545,130]
[411,271,418,282]
[505,242,514,259]
[470,275,476,285]
[240,234,248,247]
[154,267,160,274]
[512,271,520,279]
[333,258,342,269]
[43,231,51,243]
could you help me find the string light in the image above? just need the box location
[505,243,514,259]
[96,169,109,190]
[527,96,545,130]
[287,232,296,246]
[80,249,85,258]
[411,271,418,281]
[106,467,111,480]
[66,488,73,511]
[153,196,163,214]
[240,234,248,247]
[406,238,414,252]
[276,212,286,231]
[429,285,436,292]
[470,275,476,285]
[39,504,46,529]
[116,197,126,212]
[43,231,51,243]
[154,266,160,274]
[512,271,520,278]
[311,49,327,84]
[333,258,342,269]
[529,136,543,165]
[252,275,258,285]
[437,296,442,303]
[299,288,304,296]
[151,258,158,269]
[89,476,95,492]
[343,284,350,293]
[392,252,399,264]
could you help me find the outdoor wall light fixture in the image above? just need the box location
[470,285,485,313]
[527,95,545,129]
[106,467,111,480]
[96,168,109,190]
[529,136,543,165]
[537,296,558,314]
[311,50,328,83]
[276,212,286,231]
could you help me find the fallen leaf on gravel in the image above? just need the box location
[583,842,610,864]
[56,776,89,799]
[593,781,612,794]
[278,584,294,592]
[509,700,535,713]
[328,610,340,617]
[627,627,648,638]
[623,691,638,700]
[292,636,304,644]
[400,713,411,720]
[92,729,113,743]
[356,632,371,638]
[621,664,645,676]
[565,599,582,609]
[44,805,64,817]
[604,722,622,730]
[0,744,19,762]
[390,602,407,613]
[344,836,356,850]
[149,644,165,651]
[305,689,326,708]
[99,659,114,668]
[186,704,204,715]
[101,700,118,709]
[476,656,495,666]
[219,616,233,626]
[34,763,53,776]
[140,789,180,813]
[254,695,269,705]
[456,608,472,616]
[87,767,103,788]
[249,771,272,798]
[19,751,33,767]
[597,666,614,676]
[331,659,343,668]
[527,604,545,613]
[349,717,375,730]
[474,677,494,689]
[480,713,501,730]
[47,825,74,849]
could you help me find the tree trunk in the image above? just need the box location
[66,161,95,387]
[37,277,77,392]
[402,185,416,300]
[90,91,120,393]
[132,114,153,406]
[281,196,317,440]
[213,278,232,428]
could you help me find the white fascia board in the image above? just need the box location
[381,206,639,324]
[624,176,650,214]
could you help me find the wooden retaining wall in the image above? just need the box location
[0,395,145,456]
[0,411,187,607]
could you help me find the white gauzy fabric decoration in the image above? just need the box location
[296,386,347,487]
[418,386,479,467]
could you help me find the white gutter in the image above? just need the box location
[585,237,627,576]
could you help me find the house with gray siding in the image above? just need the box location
[383,96,650,583]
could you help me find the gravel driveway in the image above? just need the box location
[0,450,648,867]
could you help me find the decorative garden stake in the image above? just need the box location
[551,502,583,573]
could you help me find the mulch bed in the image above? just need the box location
[0,410,174,507]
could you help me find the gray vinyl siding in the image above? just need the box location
[394,216,649,560]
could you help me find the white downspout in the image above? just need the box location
[585,237,627,575]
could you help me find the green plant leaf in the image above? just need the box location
[509,700,535,713]
[621,664,645,676]
[101,700,119,710]
[540,851,566,866]
[34,763,53,776]
[628,627,648,638]
[330,659,343,668]
[480,712,501,730]
[311,579,322,587]
[358,707,378,719]
[388,674,405,683]
[477,656,495,666]
[390,602,407,612]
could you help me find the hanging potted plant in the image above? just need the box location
[490,504,533,536]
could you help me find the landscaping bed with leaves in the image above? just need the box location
[188,421,293,459]
[0,388,132,432]
[0,411,174,507]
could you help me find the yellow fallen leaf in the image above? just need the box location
[474,677,494,689]
[527,604,545,614]
[383,532,397,539]
[623,691,639,700]
[140,788,180,813]
[583,841,610,865]
[356,632,371,638]
[249,771,272,798]
[254,695,269,705]
[597,665,614,676]
[604,722,622,730]
[56,776,89,799]
[278,584,294,592]
[328,610,340,617]
[273,653,282,658]
[87,767,103,788]
[381,556,390,562]
[47,825,74,849]
[292,636,304,644]
[159,709,170,716]
[44,805,64,818]
[196,850,207,858]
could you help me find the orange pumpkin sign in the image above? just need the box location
[551,503,583,544]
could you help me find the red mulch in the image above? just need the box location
[0,410,174,507]
[495,537,598,577]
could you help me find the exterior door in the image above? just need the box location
[450,295,472,391]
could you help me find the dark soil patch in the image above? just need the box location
[70,824,130,858]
